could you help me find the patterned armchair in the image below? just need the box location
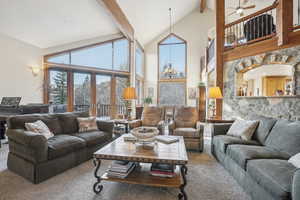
[129,106,165,134]
[169,106,204,152]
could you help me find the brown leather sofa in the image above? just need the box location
[169,106,204,152]
[129,106,165,134]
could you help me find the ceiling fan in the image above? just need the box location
[227,0,256,17]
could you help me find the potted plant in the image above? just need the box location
[143,97,153,107]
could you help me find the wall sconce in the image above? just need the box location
[30,66,41,76]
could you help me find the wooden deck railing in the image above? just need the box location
[52,104,126,117]
[224,3,278,50]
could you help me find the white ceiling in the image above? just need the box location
[0,0,277,48]
[117,0,200,45]
[0,0,119,48]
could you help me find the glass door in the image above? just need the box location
[96,75,111,119]
[73,73,91,112]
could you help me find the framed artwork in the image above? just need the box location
[188,88,197,100]
[148,87,154,97]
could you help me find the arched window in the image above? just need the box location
[158,34,187,106]
[158,33,187,79]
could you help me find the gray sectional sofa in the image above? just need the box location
[6,111,114,183]
[211,116,300,200]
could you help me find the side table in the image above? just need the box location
[113,119,130,133]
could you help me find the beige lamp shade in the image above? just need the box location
[208,87,223,99]
[123,87,137,100]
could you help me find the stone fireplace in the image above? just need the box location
[223,46,300,120]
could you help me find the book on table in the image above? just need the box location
[155,136,179,144]
[107,161,136,179]
[150,163,176,178]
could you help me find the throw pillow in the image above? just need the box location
[25,120,54,139]
[77,117,98,132]
[227,119,259,141]
[288,153,300,168]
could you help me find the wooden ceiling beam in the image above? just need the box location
[97,0,135,41]
[200,0,206,13]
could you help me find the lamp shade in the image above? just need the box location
[208,87,223,99]
[123,87,137,100]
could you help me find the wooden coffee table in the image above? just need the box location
[93,135,189,199]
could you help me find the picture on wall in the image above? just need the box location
[188,88,197,100]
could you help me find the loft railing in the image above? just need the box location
[224,3,278,50]
[294,1,300,31]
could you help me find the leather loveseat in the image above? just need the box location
[212,115,300,200]
[6,111,114,183]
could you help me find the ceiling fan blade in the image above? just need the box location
[227,11,237,17]
[243,5,256,9]
[242,0,250,5]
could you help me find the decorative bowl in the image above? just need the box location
[130,127,159,143]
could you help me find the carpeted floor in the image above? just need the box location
[0,139,250,200]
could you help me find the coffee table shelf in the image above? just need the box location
[101,165,182,188]
[93,135,188,199]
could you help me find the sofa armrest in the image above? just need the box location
[292,169,300,200]
[6,129,48,163]
[128,120,142,129]
[211,123,233,137]
[96,120,114,138]
[196,121,205,132]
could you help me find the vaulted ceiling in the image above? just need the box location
[0,0,119,48]
[116,0,200,45]
[0,0,276,48]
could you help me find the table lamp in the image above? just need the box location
[123,87,137,120]
[208,87,223,119]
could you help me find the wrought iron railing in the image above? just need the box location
[224,3,278,50]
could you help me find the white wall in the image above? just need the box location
[0,33,43,104]
[43,33,123,55]
[144,9,215,106]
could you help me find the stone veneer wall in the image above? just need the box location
[223,46,300,120]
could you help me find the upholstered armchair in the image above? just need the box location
[129,106,165,134]
[169,106,204,152]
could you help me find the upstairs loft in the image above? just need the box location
[206,0,300,68]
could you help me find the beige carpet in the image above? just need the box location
[0,140,250,200]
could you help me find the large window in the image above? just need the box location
[45,37,131,117]
[158,34,187,105]
[73,73,91,112]
[46,38,129,72]
[158,34,186,79]
[48,70,68,113]
[135,44,144,105]
[71,43,113,69]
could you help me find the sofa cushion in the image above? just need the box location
[251,116,277,145]
[174,107,199,128]
[47,135,86,160]
[72,131,110,147]
[265,119,300,157]
[173,128,200,138]
[55,112,89,135]
[247,159,296,199]
[8,114,62,135]
[227,145,290,170]
[213,135,260,153]
[227,119,259,141]
[141,107,164,127]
